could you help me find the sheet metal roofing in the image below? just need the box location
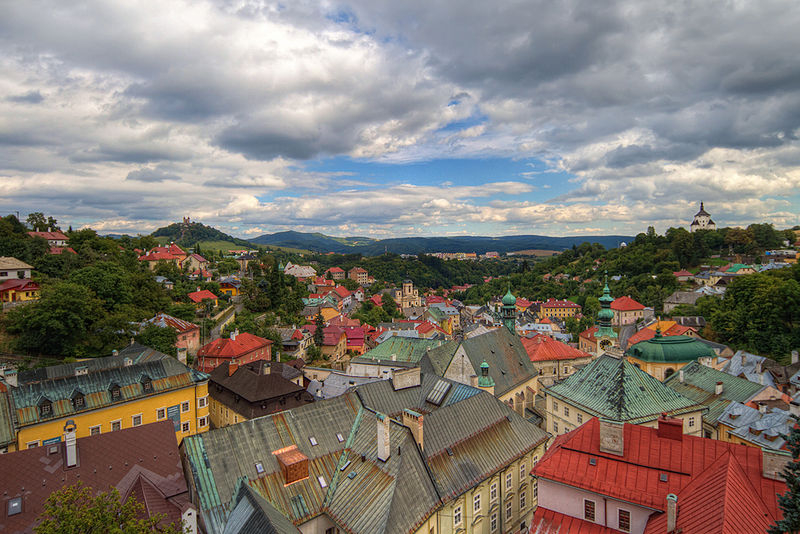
[353,373,479,418]
[224,480,301,534]
[353,337,445,366]
[530,508,620,533]
[627,334,715,363]
[144,312,199,333]
[546,355,703,424]
[184,377,546,534]
[663,361,765,424]
[534,418,786,525]
[0,383,16,448]
[717,402,792,450]
[521,335,592,362]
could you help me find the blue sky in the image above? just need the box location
[1,0,799,239]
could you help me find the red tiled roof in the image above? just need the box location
[541,298,581,309]
[533,418,785,519]
[579,326,598,341]
[329,315,360,327]
[304,325,346,346]
[0,278,40,293]
[333,285,351,298]
[521,336,591,362]
[139,251,181,261]
[673,269,693,277]
[530,508,620,533]
[627,324,696,346]
[349,267,367,273]
[186,253,207,263]
[610,296,645,311]
[27,231,68,241]
[370,294,383,306]
[326,267,345,273]
[197,332,271,358]
[516,298,533,308]
[0,421,188,533]
[187,289,218,303]
[146,313,199,334]
[50,246,76,254]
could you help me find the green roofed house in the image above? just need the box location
[545,354,706,439]
[626,330,717,381]
[347,337,445,378]
[662,360,785,439]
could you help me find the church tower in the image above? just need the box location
[501,288,517,333]
[596,275,618,351]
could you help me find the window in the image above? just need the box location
[520,490,526,510]
[533,455,539,465]
[336,433,345,442]
[619,509,631,532]
[182,421,190,433]
[198,415,208,428]
[533,479,538,500]
[564,406,570,417]
[490,482,497,502]
[453,505,462,527]
[198,396,208,409]
[181,401,190,413]
[565,426,571,433]
[111,420,121,432]
[577,413,583,424]
[89,425,101,436]
[584,499,596,522]
[26,441,40,449]
[505,472,512,490]
[553,421,559,433]
[255,462,264,474]
[309,436,318,446]
[72,394,85,410]
[505,499,513,521]
[142,377,152,392]
[689,416,695,428]
[39,401,52,417]
[490,512,498,532]
[473,493,481,513]
[520,463,526,480]
[553,400,559,411]
[132,414,142,427]
[110,385,121,400]
[7,497,22,516]
[157,408,166,420]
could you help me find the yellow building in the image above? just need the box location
[626,332,718,381]
[538,298,581,320]
[0,279,40,303]
[3,344,209,451]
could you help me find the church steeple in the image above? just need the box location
[501,287,517,333]
[596,273,618,345]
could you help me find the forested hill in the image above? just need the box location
[249,231,632,255]
[152,222,254,249]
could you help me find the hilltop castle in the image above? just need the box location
[689,202,715,232]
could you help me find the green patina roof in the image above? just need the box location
[547,355,703,424]
[502,288,516,306]
[627,334,715,363]
[0,387,16,448]
[353,337,445,365]
[663,361,766,423]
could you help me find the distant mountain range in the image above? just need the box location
[248,230,632,255]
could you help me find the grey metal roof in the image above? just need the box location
[224,480,301,534]
[717,402,793,450]
[307,373,383,400]
[458,328,538,396]
[353,373,479,418]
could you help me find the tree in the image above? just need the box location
[313,311,325,346]
[768,415,800,534]
[26,212,47,231]
[35,482,184,534]
[135,325,178,357]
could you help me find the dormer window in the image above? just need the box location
[71,389,85,410]
[38,397,53,417]
[109,383,121,401]
[140,374,152,393]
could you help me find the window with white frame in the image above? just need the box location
[533,479,538,500]
[453,505,462,527]
[181,401,190,413]
[132,414,142,427]
[505,472,512,490]
[27,441,40,449]
[584,499,596,521]
[553,421,559,433]
[520,463,526,480]
[520,490,526,510]
[473,493,481,513]
[198,415,209,428]
[182,421,190,433]
[564,406,570,417]
[490,482,497,502]
[490,512,497,532]
[505,499,512,521]
[619,509,631,532]
[90,425,101,436]
[198,396,208,409]
[577,413,583,424]
[157,407,166,420]
[111,420,121,432]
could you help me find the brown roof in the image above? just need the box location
[0,420,189,533]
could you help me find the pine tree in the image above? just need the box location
[770,415,800,534]
[313,311,325,347]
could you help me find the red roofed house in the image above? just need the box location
[181,253,208,272]
[0,278,40,303]
[196,330,272,373]
[369,294,384,307]
[672,269,693,282]
[342,326,366,354]
[325,266,345,280]
[138,243,187,270]
[539,298,582,320]
[187,289,218,309]
[144,312,201,357]
[610,296,645,326]
[303,324,347,364]
[521,335,593,384]
[329,285,352,309]
[0,420,196,534]
[26,230,69,247]
[348,266,369,285]
[516,297,533,313]
[626,320,698,348]
[579,326,599,354]
[531,416,789,534]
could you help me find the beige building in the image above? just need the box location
[347,267,369,285]
[393,279,422,309]
[0,257,32,281]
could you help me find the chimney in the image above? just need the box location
[63,420,78,468]
[756,360,763,373]
[792,351,799,365]
[678,369,684,383]
[666,494,678,532]
[112,349,118,357]
[598,419,624,456]
[391,353,396,362]
[4,369,18,387]
[231,329,238,341]
[758,403,767,414]
[377,413,391,462]
[263,361,271,375]
[229,361,239,376]
[402,409,424,451]
[176,347,187,364]
[470,374,478,387]
[760,374,764,385]
[197,286,201,292]
[657,415,683,441]
[762,449,792,481]
[715,381,723,395]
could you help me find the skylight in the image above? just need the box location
[309,436,318,446]
[318,475,327,488]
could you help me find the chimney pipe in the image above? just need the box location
[402,409,424,451]
[229,361,239,376]
[377,413,391,462]
[470,374,478,387]
[715,381,723,395]
[231,329,238,341]
[792,351,799,365]
[63,420,78,468]
[678,369,684,383]
[598,419,624,456]
[4,369,18,388]
[666,494,678,532]
[758,403,767,414]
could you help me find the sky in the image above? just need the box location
[1,0,800,239]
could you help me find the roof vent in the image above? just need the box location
[589,458,597,466]
[660,473,668,482]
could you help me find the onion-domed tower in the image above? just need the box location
[597,274,618,351]
[501,287,517,333]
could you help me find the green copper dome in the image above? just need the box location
[502,288,517,306]
[478,359,495,388]
[627,335,715,363]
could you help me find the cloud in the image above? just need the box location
[6,90,44,104]
[126,167,181,182]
